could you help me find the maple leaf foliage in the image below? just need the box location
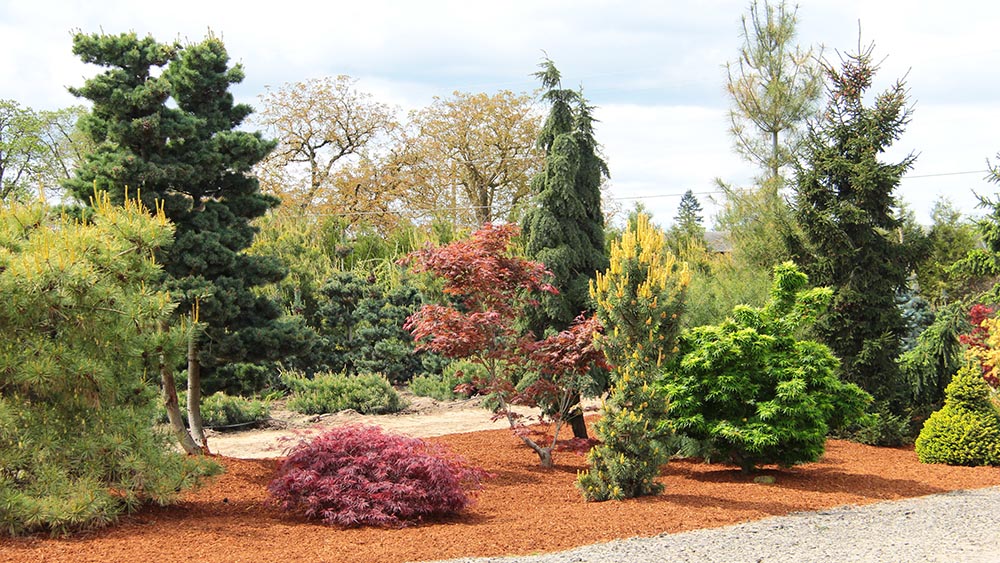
[403,224,605,467]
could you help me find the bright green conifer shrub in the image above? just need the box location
[0,196,217,536]
[664,262,871,473]
[915,365,1000,466]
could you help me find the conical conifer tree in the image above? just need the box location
[793,44,924,410]
[520,58,609,438]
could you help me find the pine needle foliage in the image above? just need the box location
[578,213,689,501]
[0,196,217,537]
[663,262,870,473]
[65,31,310,395]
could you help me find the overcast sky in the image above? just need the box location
[2,0,998,225]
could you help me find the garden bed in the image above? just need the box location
[3,424,1000,563]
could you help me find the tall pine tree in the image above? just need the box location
[520,58,609,439]
[66,33,312,409]
[793,44,923,411]
[669,189,706,250]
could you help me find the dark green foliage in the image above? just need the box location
[899,302,970,408]
[951,193,1000,305]
[916,197,980,307]
[283,371,406,415]
[521,58,608,334]
[668,189,706,251]
[0,199,218,536]
[65,31,314,394]
[835,402,912,447]
[158,391,271,428]
[915,365,1000,466]
[792,45,924,411]
[664,263,871,473]
[317,271,428,384]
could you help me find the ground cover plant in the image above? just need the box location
[267,425,488,527]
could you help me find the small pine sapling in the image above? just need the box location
[578,213,690,501]
[268,425,489,527]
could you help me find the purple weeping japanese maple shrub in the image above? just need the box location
[267,425,489,527]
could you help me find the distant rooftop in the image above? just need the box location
[704,231,732,254]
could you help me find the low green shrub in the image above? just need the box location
[915,365,1000,466]
[832,402,912,447]
[283,371,406,415]
[157,391,271,428]
[662,263,871,474]
[409,373,462,401]
[201,393,271,427]
[409,361,483,401]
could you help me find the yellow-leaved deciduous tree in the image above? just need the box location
[402,90,542,228]
[254,76,398,220]
[578,212,690,501]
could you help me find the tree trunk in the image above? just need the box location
[770,130,780,182]
[567,391,589,439]
[187,331,209,454]
[500,396,555,468]
[160,352,200,455]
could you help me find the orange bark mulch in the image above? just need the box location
[3,425,1000,563]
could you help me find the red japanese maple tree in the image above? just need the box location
[404,223,606,467]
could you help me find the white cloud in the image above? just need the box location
[3,0,999,224]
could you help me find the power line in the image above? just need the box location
[904,169,990,179]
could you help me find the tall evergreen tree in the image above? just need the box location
[521,58,608,333]
[66,33,311,413]
[520,59,609,438]
[669,189,706,249]
[793,44,923,411]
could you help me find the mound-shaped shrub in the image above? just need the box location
[268,426,488,527]
[158,391,271,428]
[283,371,405,415]
[915,365,1000,466]
[663,263,871,473]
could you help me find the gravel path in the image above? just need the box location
[425,486,1000,563]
